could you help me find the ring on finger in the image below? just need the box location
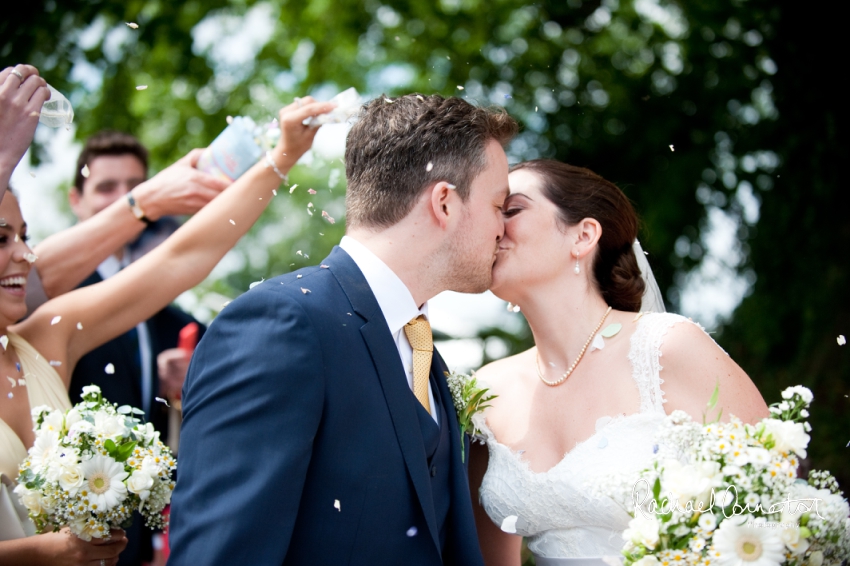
[11,69,24,83]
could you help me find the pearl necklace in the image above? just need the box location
[536,306,612,387]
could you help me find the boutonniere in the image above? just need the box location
[444,371,497,462]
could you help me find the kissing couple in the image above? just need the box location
[168,94,769,565]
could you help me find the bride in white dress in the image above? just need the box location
[469,160,770,566]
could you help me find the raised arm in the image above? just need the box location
[0,65,49,200]
[13,97,334,382]
[32,149,230,299]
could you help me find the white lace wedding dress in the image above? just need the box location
[477,313,697,565]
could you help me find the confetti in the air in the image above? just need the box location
[136,85,148,91]
[77,322,83,330]
[416,95,424,101]
[333,499,341,511]
[384,98,393,103]
[296,274,302,279]
[81,164,90,178]
[322,211,335,224]
[839,335,847,346]
[296,250,303,256]
[104,363,115,374]
[0,335,7,350]
[6,376,14,387]
[301,288,311,294]
[24,252,38,263]
[272,189,277,196]
[426,162,433,172]
[249,279,265,289]
[308,188,317,195]
[406,527,418,537]
[506,303,520,313]
[669,145,675,152]
[447,183,457,190]
[50,316,61,325]
[226,115,234,124]
[457,85,464,90]
[49,360,62,367]
[289,184,299,194]
[155,397,170,407]
[500,515,518,534]
[229,219,236,225]
[320,264,329,269]
[126,22,139,29]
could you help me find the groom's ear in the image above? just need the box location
[429,181,460,230]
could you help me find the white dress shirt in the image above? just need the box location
[340,236,438,423]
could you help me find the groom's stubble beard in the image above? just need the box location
[437,208,495,294]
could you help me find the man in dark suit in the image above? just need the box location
[169,94,517,564]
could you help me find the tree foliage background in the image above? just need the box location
[3,0,847,485]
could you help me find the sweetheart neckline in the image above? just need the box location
[484,411,664,476]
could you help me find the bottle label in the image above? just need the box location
[197,118,263,181]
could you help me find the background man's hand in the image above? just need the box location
[158,348,191,399]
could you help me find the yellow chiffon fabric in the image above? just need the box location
[0,333,71,479]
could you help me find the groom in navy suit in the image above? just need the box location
[169,94,517,564]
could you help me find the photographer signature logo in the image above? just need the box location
[631,479,825,521]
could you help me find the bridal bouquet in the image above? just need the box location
[600,386,850,566]
[14,385,176,540]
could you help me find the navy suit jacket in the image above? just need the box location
[169,247,485,565]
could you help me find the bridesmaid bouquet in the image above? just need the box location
[14,385,176,540]
[600,386,850,566]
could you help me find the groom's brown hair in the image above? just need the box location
[344,94,517,229]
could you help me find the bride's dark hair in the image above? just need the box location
[511,160,645,312]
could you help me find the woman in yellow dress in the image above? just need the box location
[0,76,334,564]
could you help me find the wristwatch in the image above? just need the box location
[127,191,150,223]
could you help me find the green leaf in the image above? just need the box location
[114,440,137,463]
[652,477,661,502]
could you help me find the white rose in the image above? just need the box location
[65,408,82,428]
[624,515,660,549]
[58,463,85,495]
[94,413,127,439]
[762,419,810,457]
[663,459,722,507]
[633,556,660,566]
[807,550,824,566]
[127,470,154,500]
[780,525,810,555]
[13,485,43,515]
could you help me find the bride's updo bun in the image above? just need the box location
[511,160,645,312]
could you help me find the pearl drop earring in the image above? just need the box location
[574,252,581,275]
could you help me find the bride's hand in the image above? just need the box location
[16,527,127,566]
[270,96,336,173]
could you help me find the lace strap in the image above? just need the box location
[627,313,708,414]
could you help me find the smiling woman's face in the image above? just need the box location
[490,168,574,303]
[0,192,32,327]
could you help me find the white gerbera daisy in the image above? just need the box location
[80,454,128,512]
[29,430,60,470]
[713,516,784,566]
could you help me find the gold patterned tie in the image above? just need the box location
[403,315,432,414]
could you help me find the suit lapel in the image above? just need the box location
[326,247,442,552]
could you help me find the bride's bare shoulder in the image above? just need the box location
[474,347,536,391]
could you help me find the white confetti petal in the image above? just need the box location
[416,95,424,101]
[126,22,139,29]
[104,363,115,374]
[322,211,335,224]
[0,335,7,350]
[838,335,847,346]
[589,333,606,352]
[136,85,148,91]
[500,515,518,534]
[17,378,26,387]
[50,316,61,325]
[229,219,236,225]
[226,115,234,124]
[155,397,170,407]
[272,189,277,196]
[6,376,15,387]
[249,278,265,289]
[506,303,521,313]
[333,499,341,511]
[77,322,83,330]
[426,162,433,172]
[308,188,317,195]
[320,264,329,269]
[669,144,675,152]
[301,287,311,294]
[296,250,303,256]
[457,85,464,90]
[446,183,457,190]
[29,171,36,177]
[49,360,62,367]
[296,274,302,279]
[81,164,90,178]
[24,252,38,263]
[289,184,299,194]
[406,526,418,537]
